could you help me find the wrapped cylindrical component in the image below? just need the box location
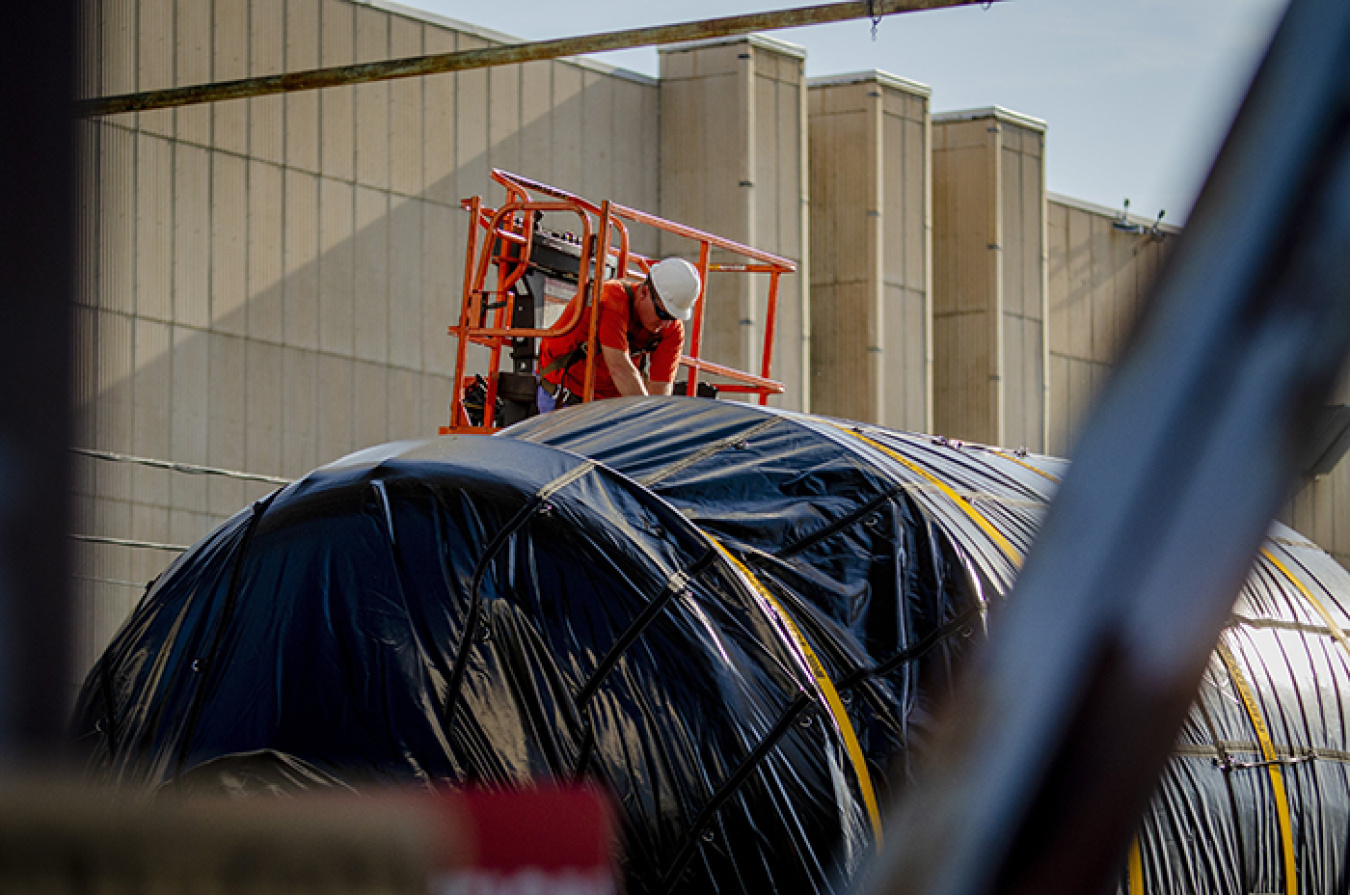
[508,396,1350,894]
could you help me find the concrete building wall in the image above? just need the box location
[73,0,658,681]
[74,1,1350,694]
[932,108,1047,450]
[1282,370,1350,572]
[807,72,930,431]
[1040,193,1350,573]
[1045,194,1175,455]
[659,36,810,411]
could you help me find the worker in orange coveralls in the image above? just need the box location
[536,257,701,413]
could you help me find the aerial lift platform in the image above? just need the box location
[440,170,796,434]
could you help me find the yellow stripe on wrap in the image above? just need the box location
[1262,546,1350,663]
[827,424,1023,568]
[1128,837,1144,894]
[1215,641,1298,895]
[709,539,884,847]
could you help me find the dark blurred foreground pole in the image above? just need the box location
[0,6,74,761]
[861,0,1350,892]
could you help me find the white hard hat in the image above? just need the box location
[649,258,701,322]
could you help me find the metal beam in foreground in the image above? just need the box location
[0,1,74,759]
[75,0,991,118]
[861,0,1350,891]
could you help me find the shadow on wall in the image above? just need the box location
[70,66,660,676]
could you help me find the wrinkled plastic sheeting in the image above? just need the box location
[73,435,872,893]
[506,396,1350,895]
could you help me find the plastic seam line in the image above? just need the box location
[709,538,885,847]
[444,462,598,730]
[637,417,782,487]
[658,693,813,889]
[172,494,278,778]
[825,423,1023,569]
[1215,640,1299,895]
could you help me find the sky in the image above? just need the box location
[403,0,1290,225]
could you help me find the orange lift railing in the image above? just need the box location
[440,170,795,434]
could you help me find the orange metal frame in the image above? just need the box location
[441,169,795,434]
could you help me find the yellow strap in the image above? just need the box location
[1215,641,1298,895]
[826,424,1023,568]
[1261,546,1350,663]
[989,448,1064,486]
[1128,836,1145,894]
[709,539,884,847]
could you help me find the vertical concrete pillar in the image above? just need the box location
[808,71,930,431]
[932,107,1047,449]
[658,35,810,411]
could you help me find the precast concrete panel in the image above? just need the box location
[389,195,424,370]
[389,366,423,441]
[319,0,355,182]
[318,176,355,356]
[131,318,172,510]
[354,359,390,450]
[95,310,135,478]
[934,109,1046,448]
[136,135,174,323]
[422,28,457,205]
[390,18,424,198]
[933,117,996,443]
[455,34,490,201]
[138,0,174,139]
[282,345,320,477]
[99,0,135,98]
[250,0,287,166]
[354,185,391,364]
[1044,194,1176,455]
[247,160,285,343]
[1001,145,1025,319]
[662,36,808,410]
[581,70,614,203]
[173,142,211,328]
[519,61,554,186]
[550,62,583,193]
[175,0,212,146]
[213,2,249,157]
[1088,213,1114,362]
[489,56,523,179]
[809,78,876,423]
[999,121,1045,451]
[99,123,136,317]
[317,351,355,463]
[355,5,391,191]
[422,200,457,377]
[285,0,322,174]
[283,168,322,350]
[207,331,248,516]
[210,151,248,336]
[244,338,284,478]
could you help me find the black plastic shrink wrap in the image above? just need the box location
[76,397,1350,893]
[507,397,1350,895]
[75,434,871,893]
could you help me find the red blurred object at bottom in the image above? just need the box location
[429,786,618,895]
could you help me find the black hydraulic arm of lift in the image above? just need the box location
[862,0,1350,892]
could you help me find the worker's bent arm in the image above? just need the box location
[646,377,674,397]
[601,345,648,397]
